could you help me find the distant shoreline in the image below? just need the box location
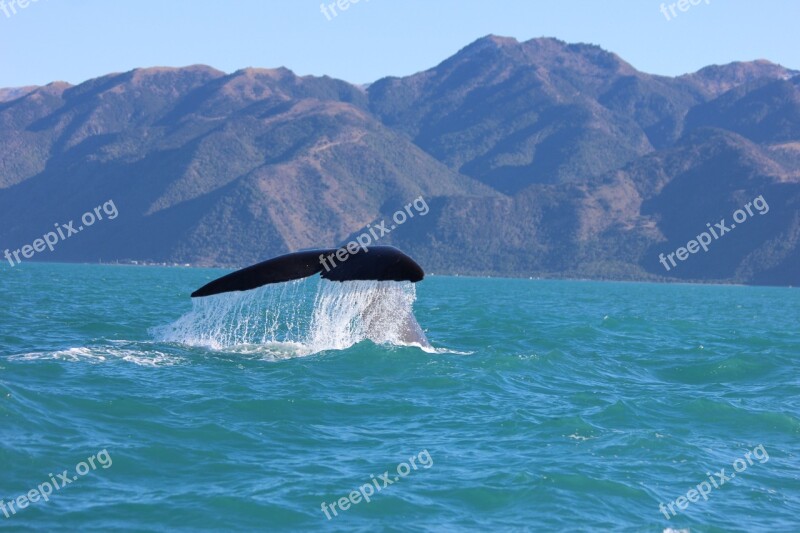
[9,260,795,289]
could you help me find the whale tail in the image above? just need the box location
[191,245,424,298]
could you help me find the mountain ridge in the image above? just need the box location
[1,35,798,285]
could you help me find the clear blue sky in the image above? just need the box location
[1,0,798,88]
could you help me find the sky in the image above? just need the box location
[0,0,798,88]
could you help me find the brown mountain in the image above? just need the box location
[0,66,492,267]
[0,35,797,285]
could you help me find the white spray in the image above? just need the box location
[153,278,430,355]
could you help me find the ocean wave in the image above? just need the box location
[8,344,184,367]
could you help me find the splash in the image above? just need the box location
[152,278,430,355]
[307,279,428,350]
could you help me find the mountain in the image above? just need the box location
[679,60,799,98]
[0,36,798,285]
[0,86,38,103]
[684,76,800,142]
[0,66,492,267]
[369,37,654,193]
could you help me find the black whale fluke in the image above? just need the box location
[191,246,424,298]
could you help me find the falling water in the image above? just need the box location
[152,278,429,355]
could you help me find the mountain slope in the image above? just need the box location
[0,36,798,285]
[0,67,494,267]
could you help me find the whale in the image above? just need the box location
[190,246,430,347]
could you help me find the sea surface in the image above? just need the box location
[1,263,798,532]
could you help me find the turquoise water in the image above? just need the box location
[1,263,798,532]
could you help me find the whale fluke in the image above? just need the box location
[191,246,424,298]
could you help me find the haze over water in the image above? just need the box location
[1,263,798,531]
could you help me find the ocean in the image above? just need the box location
[1,263,798,532]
